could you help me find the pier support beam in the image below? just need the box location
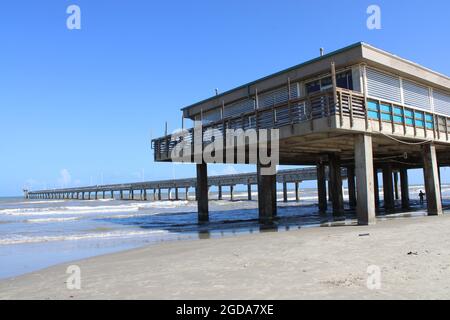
[382,165,395,211]
[120,190,123,200]
[144,189,148,201]
[257,163,277,223]
[329,154,344,214]
[230,185,234,201]
[283,181,288,203]
[422,144,443,216]
[111,191,114,199]
[394,172,400,200]
[400,168,410,210]
[374,168,380,209]
[347,166,357,208]
[327,178,332,202]
[175,188,179,201]
[196,163,209,222]
[355,134,376,225]
[158,188,161,201]
[295,182,300,202]
[247,184,252,201]
[218,185,223,200]
[317,162,327,212]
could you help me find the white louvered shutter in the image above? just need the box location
[433,90,450,116]
[403,80,431,111]
[366,68,402,103]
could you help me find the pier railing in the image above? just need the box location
[26,167,343,200]
[152,88,366,161]
[152,85,450,162]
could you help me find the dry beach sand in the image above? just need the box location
[1,214,450,300]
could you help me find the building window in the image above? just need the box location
[305,71,353,95]
[336,71,353,90]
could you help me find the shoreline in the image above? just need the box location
[2,214,450,299]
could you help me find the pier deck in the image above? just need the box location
[149,43,450,225]
[25,167,332,201]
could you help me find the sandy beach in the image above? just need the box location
[1,214,450,300]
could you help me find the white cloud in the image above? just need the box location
[58,169,72,187]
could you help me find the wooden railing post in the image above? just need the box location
[445,117,449,141]
[326,94,331,127]
[390,103,395,134]
[349,92,354,128]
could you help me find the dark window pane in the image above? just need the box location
[336,71,353,90]
[306,80,321,94]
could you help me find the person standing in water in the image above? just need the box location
[419,190,425,205]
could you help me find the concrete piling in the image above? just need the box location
[347,166,357,208]
[400,168,410,209]
[355,134,376,225]
[329,153,344,214]
[382,165,395,211]
[196,163,209,222]
[422,143,443,216]
[257,163,277,223]
[317,162,327,212]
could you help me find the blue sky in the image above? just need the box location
[1,0,450,196]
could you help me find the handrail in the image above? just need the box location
[152,88,366,161]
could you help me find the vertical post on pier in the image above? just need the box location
[140,189,143,200]
[130,189,134,200]
[247,184,252,201]
[88,192,91,200]
[185,187,189,200]
[374,167,380,209]
[422,143,443,216]
[230,185,234,201]
[218,185,223,200]
[82,192,85,200]
[111,191,114,199]
[257,163,277,223]
[355,133,376,225]
[102,191,105,199]
[327,178,332,202]
[382,165,395,211]
[95,191,98,200]
[283,181,288,203]
[158,188,161,201]
[295,182,300,202]
[196,163,209,223]
[394,172,400,200]
[347,166,357,208]
[317,161,327,212]
[400,168,410,209]
[175,187,179,201]
[120,190,123,200]
[329,153,344,214]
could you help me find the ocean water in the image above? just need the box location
[1,186,449,279]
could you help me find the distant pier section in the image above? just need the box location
[24,167,336,202]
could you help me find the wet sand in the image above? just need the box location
[1,214,450,300]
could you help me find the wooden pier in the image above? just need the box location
[24,167,338,203]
